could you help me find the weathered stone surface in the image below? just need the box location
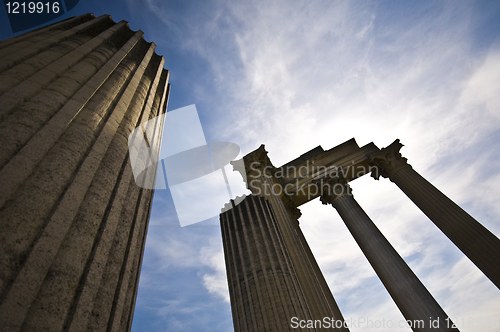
[221,195,320,331]
[0,14,169,332]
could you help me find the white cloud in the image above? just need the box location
[461,49,500,120]
[129,0,500,330]
[200,238,230,303]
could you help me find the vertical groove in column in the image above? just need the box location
[19,40,157,332]
[220,211,251,331]
[62,52,165,332]
[331,193,458,332]
[0,14,113,74]
[260,177,320,326]
[122,187,154,332]
[65,152,134,332]
[261,176,347,331]
[105,54,165,332]
[392,167,500,288]
[119,71,169,332]
[0,14,94,52]
[0,18,130,118]
[0,23,131,168]
[220,195,318,331]
[0,29,144,209]
[256,197,298,330]
[246,195,281,331]
[265,178,325,318]
[237,197,267,331]
[0,42,141,310]
[87,171,142,332]
[260,200,311,325]
[0,34,89,97]
[221,213,245,331]
[231,199,260,331]
[107,185,151,332]
[0,15,169,332]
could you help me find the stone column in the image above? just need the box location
[221,195,316,332]
[318,176,458,332]
[0,14,169,332]
[369,140,500,289]
[235,146,348,331]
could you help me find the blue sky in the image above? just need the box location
[1,0,500,331]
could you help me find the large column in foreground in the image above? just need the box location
[0,14,169,331]
[370,140,500,289]
[318,177,458,332]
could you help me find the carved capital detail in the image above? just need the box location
[243,144,276,181]
[368,139,412,180]
[313,171,352,206]
[282,193,302,220]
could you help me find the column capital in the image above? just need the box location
[231,144,277,194]
[313,172,352,206]
[368,139,412,180]
[242,144,277,179]
[282,193,302,220]
[235,144,302,220]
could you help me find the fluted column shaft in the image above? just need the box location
[220,195,316,332]
[320,179,458,332]
[239,148,348,331]
[0,15,169,332]
[371,140,500,289]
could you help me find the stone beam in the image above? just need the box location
[272,139,379,207]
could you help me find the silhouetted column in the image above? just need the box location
[235,146,349,331]
[370,140,500,289]
[318,177,458,332]
[221,195,317,332]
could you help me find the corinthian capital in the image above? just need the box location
[368,139,411,180]
[313,172,352,206]
[282,193,302,220]
[243,144,276,181]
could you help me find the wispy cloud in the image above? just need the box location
[126,0,500,331]
[200,237,230,302]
